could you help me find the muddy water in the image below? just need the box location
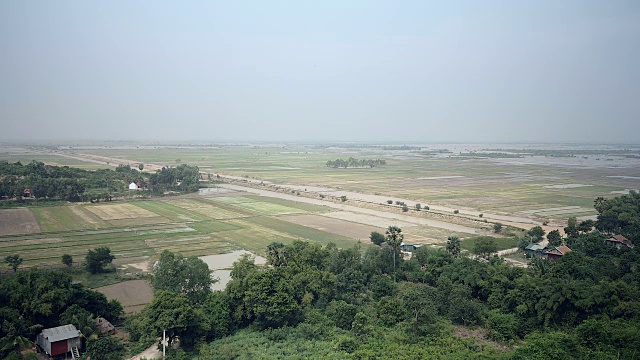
[199,250,267,291]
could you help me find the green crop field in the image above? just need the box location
[213,197,305,215]
[0,193,364,269]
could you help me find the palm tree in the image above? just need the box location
[385,226,404,281]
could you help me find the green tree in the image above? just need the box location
[266,242,286,267]
[61,254,73,267]
[527,226,546,242]
[340,195,347,202]
[4,255,22,272]
[493,222,503,233]
[402,204,409,212]
[369,231,385,246]
[59,305,95,336]
[472,237,497,259]
[487,309,519,341]
[85,334,125,360]
[243,268,300,328]
[578,219,595,233]
[85,247,115,274]
[202,292,231,339]
[387,200,393,204]
[445,236,461,257]
[415,203,421,211]
[138,163,144,171]
[547,230,562,247]
[144,291,205,347]
[152,250,213,304]
[326,300,357,330]
[385,226,403,281]
[565,217,579,239]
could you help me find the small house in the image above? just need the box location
[36,324,82,358]
[128,182,139,190]
[545,245,572,260]
[525,243,546,257]
[604,235,633,248]
[23,188,31,198]
[400,242,422,252]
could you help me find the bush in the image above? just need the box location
[370,232,386,246]
[402,205,409,212]
[387,200,393,204]
[487,309,519,342]
[335,335,358,353]
[453,210,459,214]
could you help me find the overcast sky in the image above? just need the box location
[1,1,638,143]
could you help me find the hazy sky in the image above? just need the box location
[1,1,639,143]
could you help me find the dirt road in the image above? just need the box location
[219,184,485,234]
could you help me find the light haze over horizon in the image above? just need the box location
[1,1,639,143]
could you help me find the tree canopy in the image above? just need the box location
[85,247,115,274]
[151,250,214,304]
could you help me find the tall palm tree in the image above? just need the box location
[385,226,403,281]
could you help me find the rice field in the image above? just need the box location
[0,194,356,269]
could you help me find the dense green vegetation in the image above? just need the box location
[0,269,123,359]
[326,158,386,168]
[0,161,200,205]
[3,192,639,359]
[121,192,640,359]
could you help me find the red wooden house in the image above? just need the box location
[36,324,82,359]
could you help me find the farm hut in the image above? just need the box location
[545,245,572,261]
[95,317,116,335]
[400,243,422,252]
[128,182,139,190]
[525,243,546,257]
[36,324,82,358]
[605,235,633,248]
[23,188,31,198]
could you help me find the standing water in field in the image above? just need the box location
[199,250,267,291]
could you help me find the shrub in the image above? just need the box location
[453,210,459,214]
[488,309,519,342]
[387,200,393,204]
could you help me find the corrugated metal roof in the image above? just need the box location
[41,324,81,343]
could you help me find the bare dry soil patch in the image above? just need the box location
[279,214,385,241]
[96,279,153,314]
[0,208,40,236]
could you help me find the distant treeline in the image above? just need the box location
[382,145,420,150]
[456,152,525,159]
[326,158,387,168]
[0,160,200,203]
